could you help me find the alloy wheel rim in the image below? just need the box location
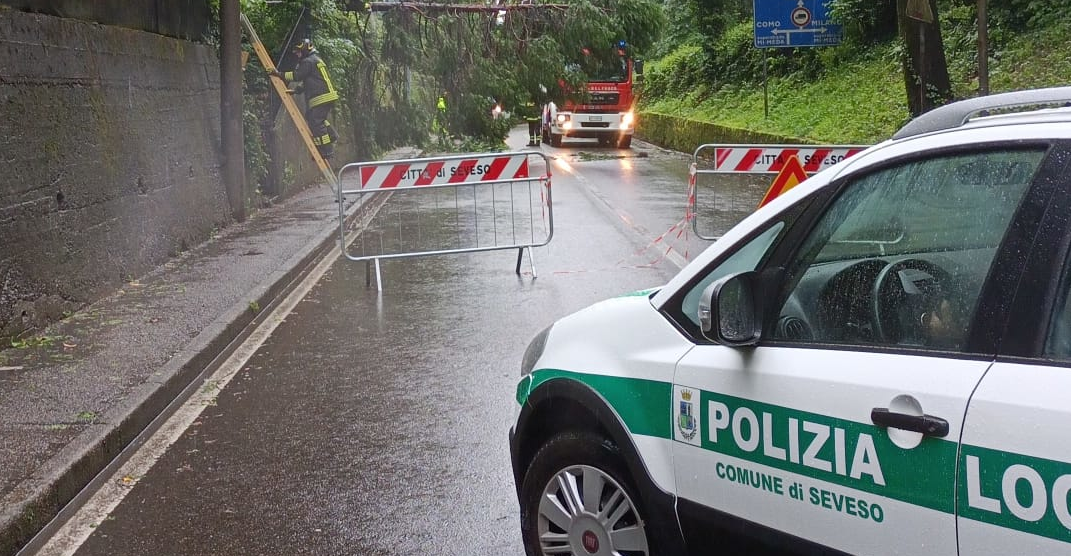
[536,464,649,556]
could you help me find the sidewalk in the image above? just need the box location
[0,147,420,555]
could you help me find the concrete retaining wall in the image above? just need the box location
[636,111,809,155]
[0,0,211,40]
[0,9,231,339]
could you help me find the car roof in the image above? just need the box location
[893,86,1071,140]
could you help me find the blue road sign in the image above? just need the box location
[754,0,843,48]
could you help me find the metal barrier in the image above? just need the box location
[689,143,867,240]
[336,151,553,290]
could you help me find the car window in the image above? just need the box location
[680,223,784,328]
[773,149,1043,350]
[1045,250,1071,359]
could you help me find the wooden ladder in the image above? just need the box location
[240,13,339,193]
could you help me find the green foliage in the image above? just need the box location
[982,0,1066,30]
[644,44,705,100]
[655,0,703,57]
[641,1,1071,146]
[598,0,666,55]
[940,2,982,92]
[705,21,763,85]
[645,43,909,144]
[239,1,664,157]
[9,335,60,349]
[242,92,269,191]
[404,0,664,144]
[689,0,751,43]
[828,0,898,45]
[981,17,1071,94]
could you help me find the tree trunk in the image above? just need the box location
[897,0,953,116]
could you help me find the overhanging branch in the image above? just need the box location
[348,2,569,13]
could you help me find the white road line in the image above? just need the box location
[34,240,346,556]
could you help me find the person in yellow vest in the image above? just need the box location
[435,92,449,143]
[270,39,339,159]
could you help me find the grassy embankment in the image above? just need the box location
[641,18,1071,145]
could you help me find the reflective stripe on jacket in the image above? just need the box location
[283,53,339,108]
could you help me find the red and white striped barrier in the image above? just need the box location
[713,145,866,174]
[358,154,530,190]
[688,143,871,241]
[335,151,552,290]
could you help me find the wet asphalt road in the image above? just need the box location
[43,133,770,556]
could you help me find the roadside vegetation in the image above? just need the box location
[231,1,1069,187]
[234,0,663,190]
[641,0,1071,144]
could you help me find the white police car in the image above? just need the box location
[510,87,1071,555]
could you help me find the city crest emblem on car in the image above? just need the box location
[678,389,697,440]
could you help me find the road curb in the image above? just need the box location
[1,149,419,555]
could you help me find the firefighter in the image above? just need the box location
[522,98,541,146]
[270,39,339,159]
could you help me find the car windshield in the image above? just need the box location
[812,149,1045,263]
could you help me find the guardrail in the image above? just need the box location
[336,151,553,290]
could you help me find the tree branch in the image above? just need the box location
[360,2,569,14]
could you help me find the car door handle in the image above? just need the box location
[870,408,949,438]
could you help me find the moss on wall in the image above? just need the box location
[637,111,813,154]
[0,10,229,339]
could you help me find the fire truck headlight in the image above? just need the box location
[556,113,570,125]
[622,111,635,128]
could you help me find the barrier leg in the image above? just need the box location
[516,246,537,278]
[528,246,537,278]
[374,258,383,292]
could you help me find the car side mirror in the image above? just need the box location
[698,271,762,346]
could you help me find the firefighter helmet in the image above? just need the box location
[294,39,316,56]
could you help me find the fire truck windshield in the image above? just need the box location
[566,52,628,83]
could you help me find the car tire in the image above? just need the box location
[550,133,563,147]
[616,136,632,149]
[519,431,654,556]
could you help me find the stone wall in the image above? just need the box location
[0,0,211,40]
[0,9,231,338]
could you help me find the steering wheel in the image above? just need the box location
[870,258,953,345]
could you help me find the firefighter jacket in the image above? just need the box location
[283,53,339,109]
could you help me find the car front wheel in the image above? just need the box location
[520,431,652,556]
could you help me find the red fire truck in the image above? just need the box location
[542,41,643,149]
